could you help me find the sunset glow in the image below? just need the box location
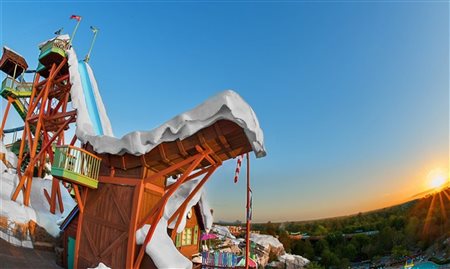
[428,168,448,190]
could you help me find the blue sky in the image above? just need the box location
[1,1,448,222]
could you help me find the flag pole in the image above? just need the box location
[69,17,82,46]
[245,152,251,269]
[85,27,99,63]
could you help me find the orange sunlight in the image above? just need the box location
[427,168,448,190]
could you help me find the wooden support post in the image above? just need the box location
[74,187,88,269]
[245,153,251,269]
[12,114,74,204]
[0,98,12,140]
[127,181,144,269]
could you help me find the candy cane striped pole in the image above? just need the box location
[234,154,244,183]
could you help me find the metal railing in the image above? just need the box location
[52,145,101,181]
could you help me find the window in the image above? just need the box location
[181,228,193,246]
[175,225,199,247]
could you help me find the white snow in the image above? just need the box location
[80,90,266,158]
[278,253,309,265]
[66,48,112,138]
[211,225,236,240]
[0,141,18,168]
[38,34,70,49]
[250,233,284,250]
[198,193,213,232]
[3,46,26,59]
[270,254,310,269]
[88,262,111,269]
[0,148,76,245]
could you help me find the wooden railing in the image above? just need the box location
[52,145,101,186]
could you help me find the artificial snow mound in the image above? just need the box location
[81,90,266,158]
[268,254,310,269]
[0,141,18,168]
[0,172,76,237]
[211,225,236,240]
[88,262,111,269]
[251,233,286,267]
[198,194,213,232]
[250,233,284,250]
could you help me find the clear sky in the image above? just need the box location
[0,1,448,222]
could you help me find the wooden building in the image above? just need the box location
[172,204,206,259]
[70,119,253,269]
[61,203,206,269]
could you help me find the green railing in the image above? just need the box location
[1,77,33,97]
[39,38,68,62]
[51,145,102,189]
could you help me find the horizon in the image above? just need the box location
[1,2,448,222]
[217,184,450,224]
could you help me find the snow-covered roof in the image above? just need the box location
[3,46,25,59]
[64,45,266,158]
[38,34,70,49]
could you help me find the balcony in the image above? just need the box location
[38,38,69,69]
[1,77,33,98]
[51,146,101,189]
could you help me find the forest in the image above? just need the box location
[252,187,450,268]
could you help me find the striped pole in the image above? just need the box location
[234,154,244,183]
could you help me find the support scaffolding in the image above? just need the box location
[11,58,76,208]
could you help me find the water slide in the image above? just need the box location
[0,74,109,139]
[77,60,104,136]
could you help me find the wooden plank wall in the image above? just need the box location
[77,183,135,269]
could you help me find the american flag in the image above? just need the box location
[70,15,82,21]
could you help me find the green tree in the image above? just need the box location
[292,240,314,260]
[342,243,357,261]
[306,262,325,269]
[392,245,409,260]
[314,239,329,256]
[321,249,340,267]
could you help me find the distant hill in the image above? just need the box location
[247,187,450,268]
[248,185,449,227]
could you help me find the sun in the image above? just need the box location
[427,168,448,190]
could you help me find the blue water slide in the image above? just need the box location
[78,60,104,136]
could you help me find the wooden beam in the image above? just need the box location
[144,182,165,195]
[170,165,219,232]
[127,181,144,269]
[142,150,210,185]
[134,153,206,269]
